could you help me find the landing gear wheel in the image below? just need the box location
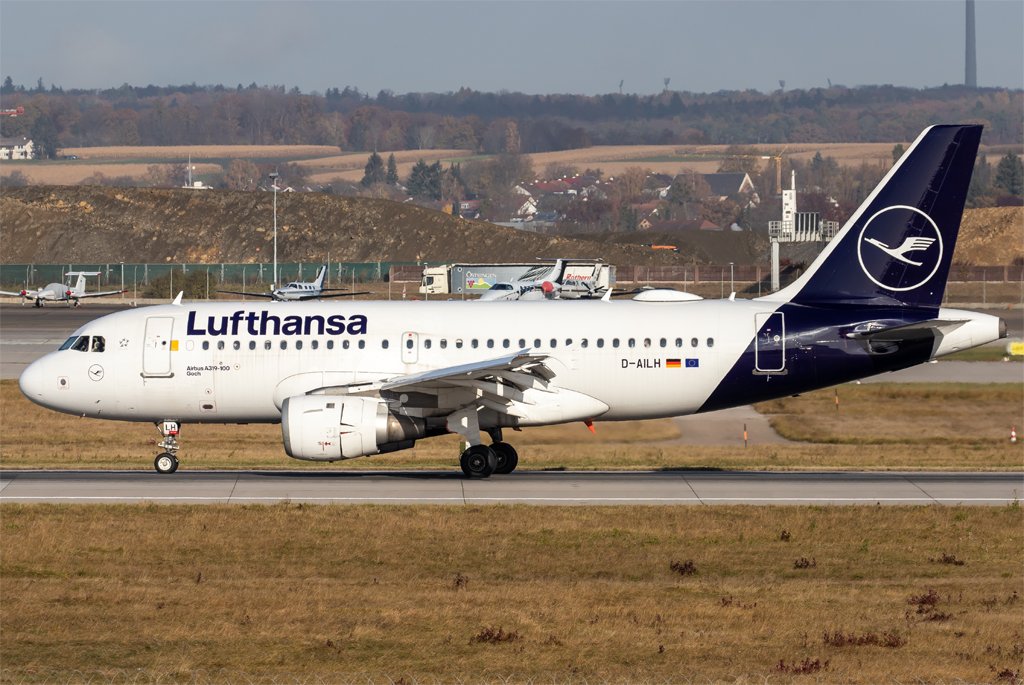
[460,444,497,479]
[154,452,179,474]
[491,442,519,475]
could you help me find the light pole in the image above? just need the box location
[729,262,734,294]
[120,262,124,301]
[269,170,279,289]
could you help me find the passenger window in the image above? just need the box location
[675,338,683,348]
[91,336,105,352]
[265,340,272,350]
[471,339,479,349]
[440,339,447,349]
[659,338,667,348]
[486,339,494,349]
[358,340,365,349]
[643,338,651,348]
[502,339,510,349]
[382,340,389,350]
[707,337,715,348]
[233,341,240,351]
[202,341,210,351]
[628,338,636,348]
[597,338,604,348]
[565,339,572,347]
[296,341,303,350]
[280,341,287,350]
[518,339,526,348]
[550,338,557,348]
[581,338,588,348]
[424,339,432,349]
[59,336,79,351]
[343,340,350,350]
[406,339,413,349]
[691,338,699,348]
[249,341,256,350]
[311,340,318,350]
[534,338,541,348]
[72,336,90,352]
[327,340,334,350]
[456,339,463,349]
[217,341,225,350]
[612,338,620,348]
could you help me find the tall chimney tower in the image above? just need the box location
[965,0,977,88]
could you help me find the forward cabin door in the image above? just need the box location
[754,312,786,373]
[143,316,175,377]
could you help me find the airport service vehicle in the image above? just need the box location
[419,260,612,296]
[19,126,1005,478]
[218,265,363,302]
[1,271,123,307]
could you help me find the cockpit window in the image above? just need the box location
[71,336,91,352]
[59,336,80,351]
[91,336,105,352]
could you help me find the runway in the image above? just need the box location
[1,469,1020,505]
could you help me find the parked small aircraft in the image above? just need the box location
[1,271,124,307]
[219,265,366,301]
[478,260,608,301]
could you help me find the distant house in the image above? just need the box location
[701,172,758,203]
[0,137,34,160]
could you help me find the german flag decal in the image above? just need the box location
[666,358,681,368]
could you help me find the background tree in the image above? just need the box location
[30,114,59,159]
[994,153,1023,198]
[360,152,385,186]
[386,154,399,185]
[891,144,905,163]
[967,155,992,206]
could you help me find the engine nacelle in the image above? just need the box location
[281,395,425,461]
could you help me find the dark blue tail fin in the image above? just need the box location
[769,125,982,309]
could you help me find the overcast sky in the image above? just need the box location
[2,1,1022,95]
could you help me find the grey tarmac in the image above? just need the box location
[1,469,1020,505]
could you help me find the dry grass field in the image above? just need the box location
[0,162,222,186]
[2,380,1021,472]
[58,145,340,160]
[1,504,1021,683]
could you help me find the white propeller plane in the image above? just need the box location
[218,265,366,302]
[18,126,1005,478]
[1,271,124,307]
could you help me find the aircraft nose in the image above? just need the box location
[19,356,54,408]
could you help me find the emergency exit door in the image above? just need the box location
[143,316,174,377]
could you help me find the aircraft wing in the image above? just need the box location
[317,350,557,419]
[0,290,31,297]
[293,291,371,301]
[216,290,277,299]
[76,289,126,299]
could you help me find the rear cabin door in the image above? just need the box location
[143,316,175,377]
[754,312,786,373]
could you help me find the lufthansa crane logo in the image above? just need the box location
[856,205,943,292]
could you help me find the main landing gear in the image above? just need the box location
[456,429,520,479]
[154,420,181,474]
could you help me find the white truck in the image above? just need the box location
[420,260,615,297]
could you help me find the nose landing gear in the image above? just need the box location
[154,420,181,474]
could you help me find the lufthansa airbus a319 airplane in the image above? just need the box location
[18,126,1006,477]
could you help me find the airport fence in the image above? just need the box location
[0,262,418,291]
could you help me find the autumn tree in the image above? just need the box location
[224,159,260,190]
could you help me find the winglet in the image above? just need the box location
[601,288,613,302]
[171,291,184,306]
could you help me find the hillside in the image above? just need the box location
[0,186,691,266]
[0,186,1018,267]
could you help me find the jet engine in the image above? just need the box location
[281,395,426,461]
